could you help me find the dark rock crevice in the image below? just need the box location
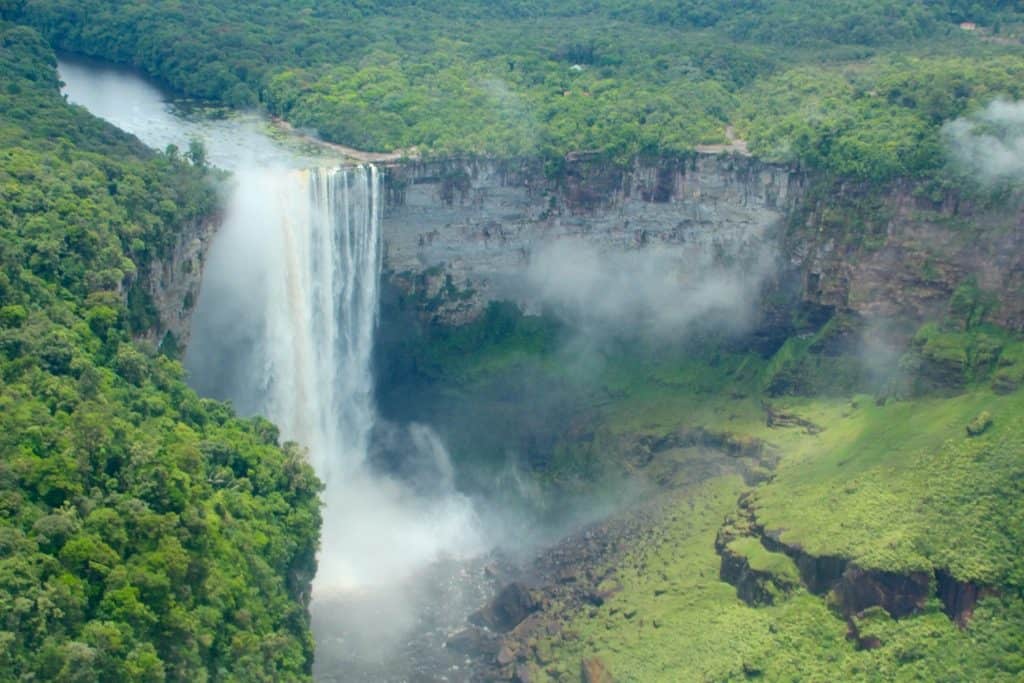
[716,494,994,628]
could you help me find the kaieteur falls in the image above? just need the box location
[187,164,482,595]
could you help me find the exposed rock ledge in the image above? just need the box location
[379,153,1024,336]
[381,154,802,326]
[716,493,994,626]
[133,212,220,352]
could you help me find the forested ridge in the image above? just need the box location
[11,0,1024,178]
[0,24,320,681]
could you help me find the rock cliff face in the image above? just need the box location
[381,155,804,325]
[380,155,1024,335]
[793,180,1024,333]
[137,213,219,350]
[159,155,1023,353]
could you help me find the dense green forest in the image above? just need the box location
[11,0,1024,178]
[1,0,1024,680]
[0,24,320,681]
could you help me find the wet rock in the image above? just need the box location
[514,663,535,682]
[445,627,500,657]
[832,565,931,618]
[497,642,518,666]
[936,569,994,627]
[581,655,614,683]
[469,582,538,632]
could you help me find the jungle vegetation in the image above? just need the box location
[9,0,1024,178]
[0,24,321,682]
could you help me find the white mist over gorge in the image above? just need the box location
[945,98,1024,183]
[523,237,774,338]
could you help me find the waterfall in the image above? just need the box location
[187,163,481,595]
[262,166,381,485]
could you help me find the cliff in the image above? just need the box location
[381,154,804,326]
[380,155,1024,337]
[135,212,220,351]
[793,179,1024,334]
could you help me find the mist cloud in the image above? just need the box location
[944,99,1024,183]
[524,238,774,338]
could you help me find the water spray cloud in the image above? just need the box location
[944,99,1024,183]
[523,237,775,339]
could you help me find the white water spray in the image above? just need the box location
[261,166,381,486]
[188,164,482,594]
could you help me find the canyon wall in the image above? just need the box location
[381,154,1024,335]
[381,154,805,326]
[794,180,1024,333]
[137,212,220,350]
[152,155,1024,350]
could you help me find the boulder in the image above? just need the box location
[445,627,501,657]
[469,582,538,632]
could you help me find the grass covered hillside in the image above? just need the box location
[376,291,1024,680]
[0,25,320,681]
[524,386,1024,681]
[11,0,1024,178]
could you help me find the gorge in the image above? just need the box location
[9,25,1021,680]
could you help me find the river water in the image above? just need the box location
[57,54,495,683]
[57,54,330,169]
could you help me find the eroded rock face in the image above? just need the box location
[381,155,802,326]
[380,156,1024,337]
[794,180,1024,333]
[936,570,995,627]
[719,495,993,627]
[832,566,933,618]
[135,212,219,351]
[718,543,798,606]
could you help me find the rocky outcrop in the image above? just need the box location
[135,212,219,351]
[832,566,932,618]
[445,626,502,657]
[936,570,997,627]
[719,494,993,626]
[469,582,539,633]
[718,541,800,606]
[793,180,1024,334]
[763,403,823,434]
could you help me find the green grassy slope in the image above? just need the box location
[381,300,1024,680]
